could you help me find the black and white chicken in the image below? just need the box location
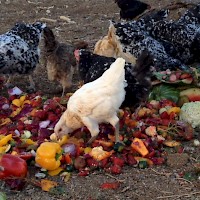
[178,3,200,25]
[0,22,46,91]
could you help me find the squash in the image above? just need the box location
[131,138,149,156]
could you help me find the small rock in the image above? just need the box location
[167,153,189,168]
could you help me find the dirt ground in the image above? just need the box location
[0,0,200,199]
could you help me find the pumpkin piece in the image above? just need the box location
[131,138,149,156]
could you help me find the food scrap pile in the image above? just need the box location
[0,67,199,191]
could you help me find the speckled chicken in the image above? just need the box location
[43,26,88,96]
[114,21,189,71]
[149,20,200,64]
[54,58,126,144]
[178,3,200,25]
[0,22,46,91]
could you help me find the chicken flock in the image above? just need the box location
[1,1,200,143]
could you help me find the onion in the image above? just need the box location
[8,86,23,96]
[39,120,50,128]
[62,143,76,156]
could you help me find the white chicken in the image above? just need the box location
[54,58,126,144]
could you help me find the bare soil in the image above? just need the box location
[0,0,200,199]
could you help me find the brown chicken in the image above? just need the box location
[93,22,136,65]
[43,27,88,96]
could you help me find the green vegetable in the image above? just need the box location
[179,101,200,128]
[65,164,74,172]
[149,84,180,103]
[138,160,148,169]
[0,192,6,200]
[113,142,124,152]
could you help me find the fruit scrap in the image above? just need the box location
[131,138,149,156]
[180,88,200,102]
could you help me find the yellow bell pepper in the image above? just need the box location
[167,107,181,115]
[0,134,12,147]
[21,139,37,145]
[48,167,63,176]
[58,135,68,146]
[35,142,62,171]
[0,145,8,154]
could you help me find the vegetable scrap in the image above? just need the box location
[0,81,199,191]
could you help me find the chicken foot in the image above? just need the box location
[109,115,124,144]
[61,86,66,97]
[27,75,36,93]
[5,75,14,88]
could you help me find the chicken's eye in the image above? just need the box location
[58,128,62,132]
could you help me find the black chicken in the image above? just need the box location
[114,0,151,20]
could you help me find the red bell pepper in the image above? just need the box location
[0,154,27,179]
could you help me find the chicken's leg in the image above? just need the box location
[28,75,36,92]
[114,122,120,143]
[61,86,65,97]
[108,115,123,143]
[82,117,99,144]
[5,75,14,88]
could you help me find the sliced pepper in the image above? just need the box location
[131,138,149,157]
[0,134,12,147]
[35,142,62,171]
